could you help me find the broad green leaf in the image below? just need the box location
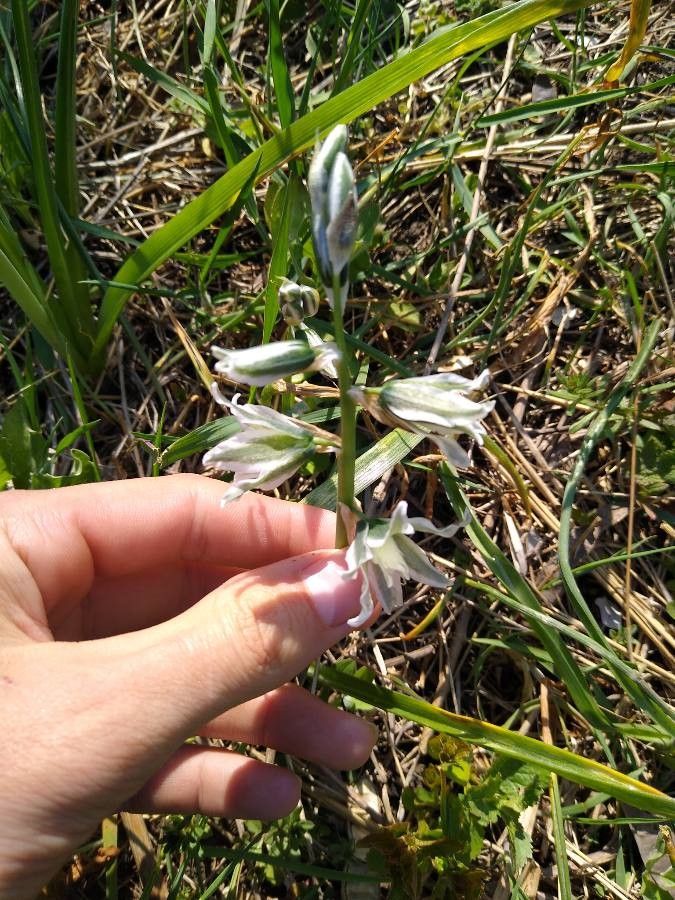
[0,402,33,489]
[160,417,239,467]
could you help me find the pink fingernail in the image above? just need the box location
[302,557,362,628]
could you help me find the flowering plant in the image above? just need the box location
[203,126,493,621]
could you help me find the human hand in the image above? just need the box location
[0,475,374,898]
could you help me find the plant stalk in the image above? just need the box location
[331,281,356,548]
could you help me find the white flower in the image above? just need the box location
[212,339,339,387]
[343,501,466,627]
[203,387,337,505]
[308,125,358,314]
[351,370,494,467]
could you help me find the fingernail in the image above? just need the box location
[302,557,362,627]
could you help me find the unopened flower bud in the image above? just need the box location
[212,339,339,387]
[279,279,320,325]
[308,125,358,314]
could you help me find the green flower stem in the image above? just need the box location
[331,282,356,548]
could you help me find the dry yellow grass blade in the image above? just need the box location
[605,0,651,83]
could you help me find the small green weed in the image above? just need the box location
[362,737,547,899]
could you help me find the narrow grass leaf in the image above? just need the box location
[550,774,573,900]
[116,51,210,115]
[54,0,80,217]
[316,666,675,818]
[263,176,299,342]
[464,574,675,739]
[267,0,295,128]
[203,0,217,64]
[333,0,375,94]
[478,74,674,125]
[304,429,422,509]
[558,318,675,738]
[0,244,67,359]
[11,0,94,360]
[160,417,239,467]
[442,468,613,730]
[203,65,240,168]
[201,846,381,883]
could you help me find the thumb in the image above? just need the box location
[0,552,363,895]
[85,549,363,752]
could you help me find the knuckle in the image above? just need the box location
[226,580,295,680]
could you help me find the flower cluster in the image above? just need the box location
[202,125,494,622]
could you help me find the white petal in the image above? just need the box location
[431,436,471,467]
[407,512,468,538]
[346,580,375,628]
[392,535,449,588]
[367,561,403,613]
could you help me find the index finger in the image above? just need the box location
[0,474,335,612]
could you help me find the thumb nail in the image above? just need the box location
[302,557,362,628]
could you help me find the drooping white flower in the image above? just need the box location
[203,386,338,505]
[343,501,467,627]
[350,370,494,467]
[308,125,358,314]
[212,339,339,387]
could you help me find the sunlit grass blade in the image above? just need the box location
[201,846,381,884]
[202,0,217,64]
[332,0,374,95]
[441,466,613,731]
[316,666,675,819]
[462,572,674,744]
[11,0,94,364]
[263,175,302,342]
[116,50,210,115]
[477,73,675,125]
[54,0,80,217]
[304,429,422,509]
[550,774,573,900]
[557,318,675,737]
[93,0,592,364]
[0,213,67,357]
[267,0,295,128]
